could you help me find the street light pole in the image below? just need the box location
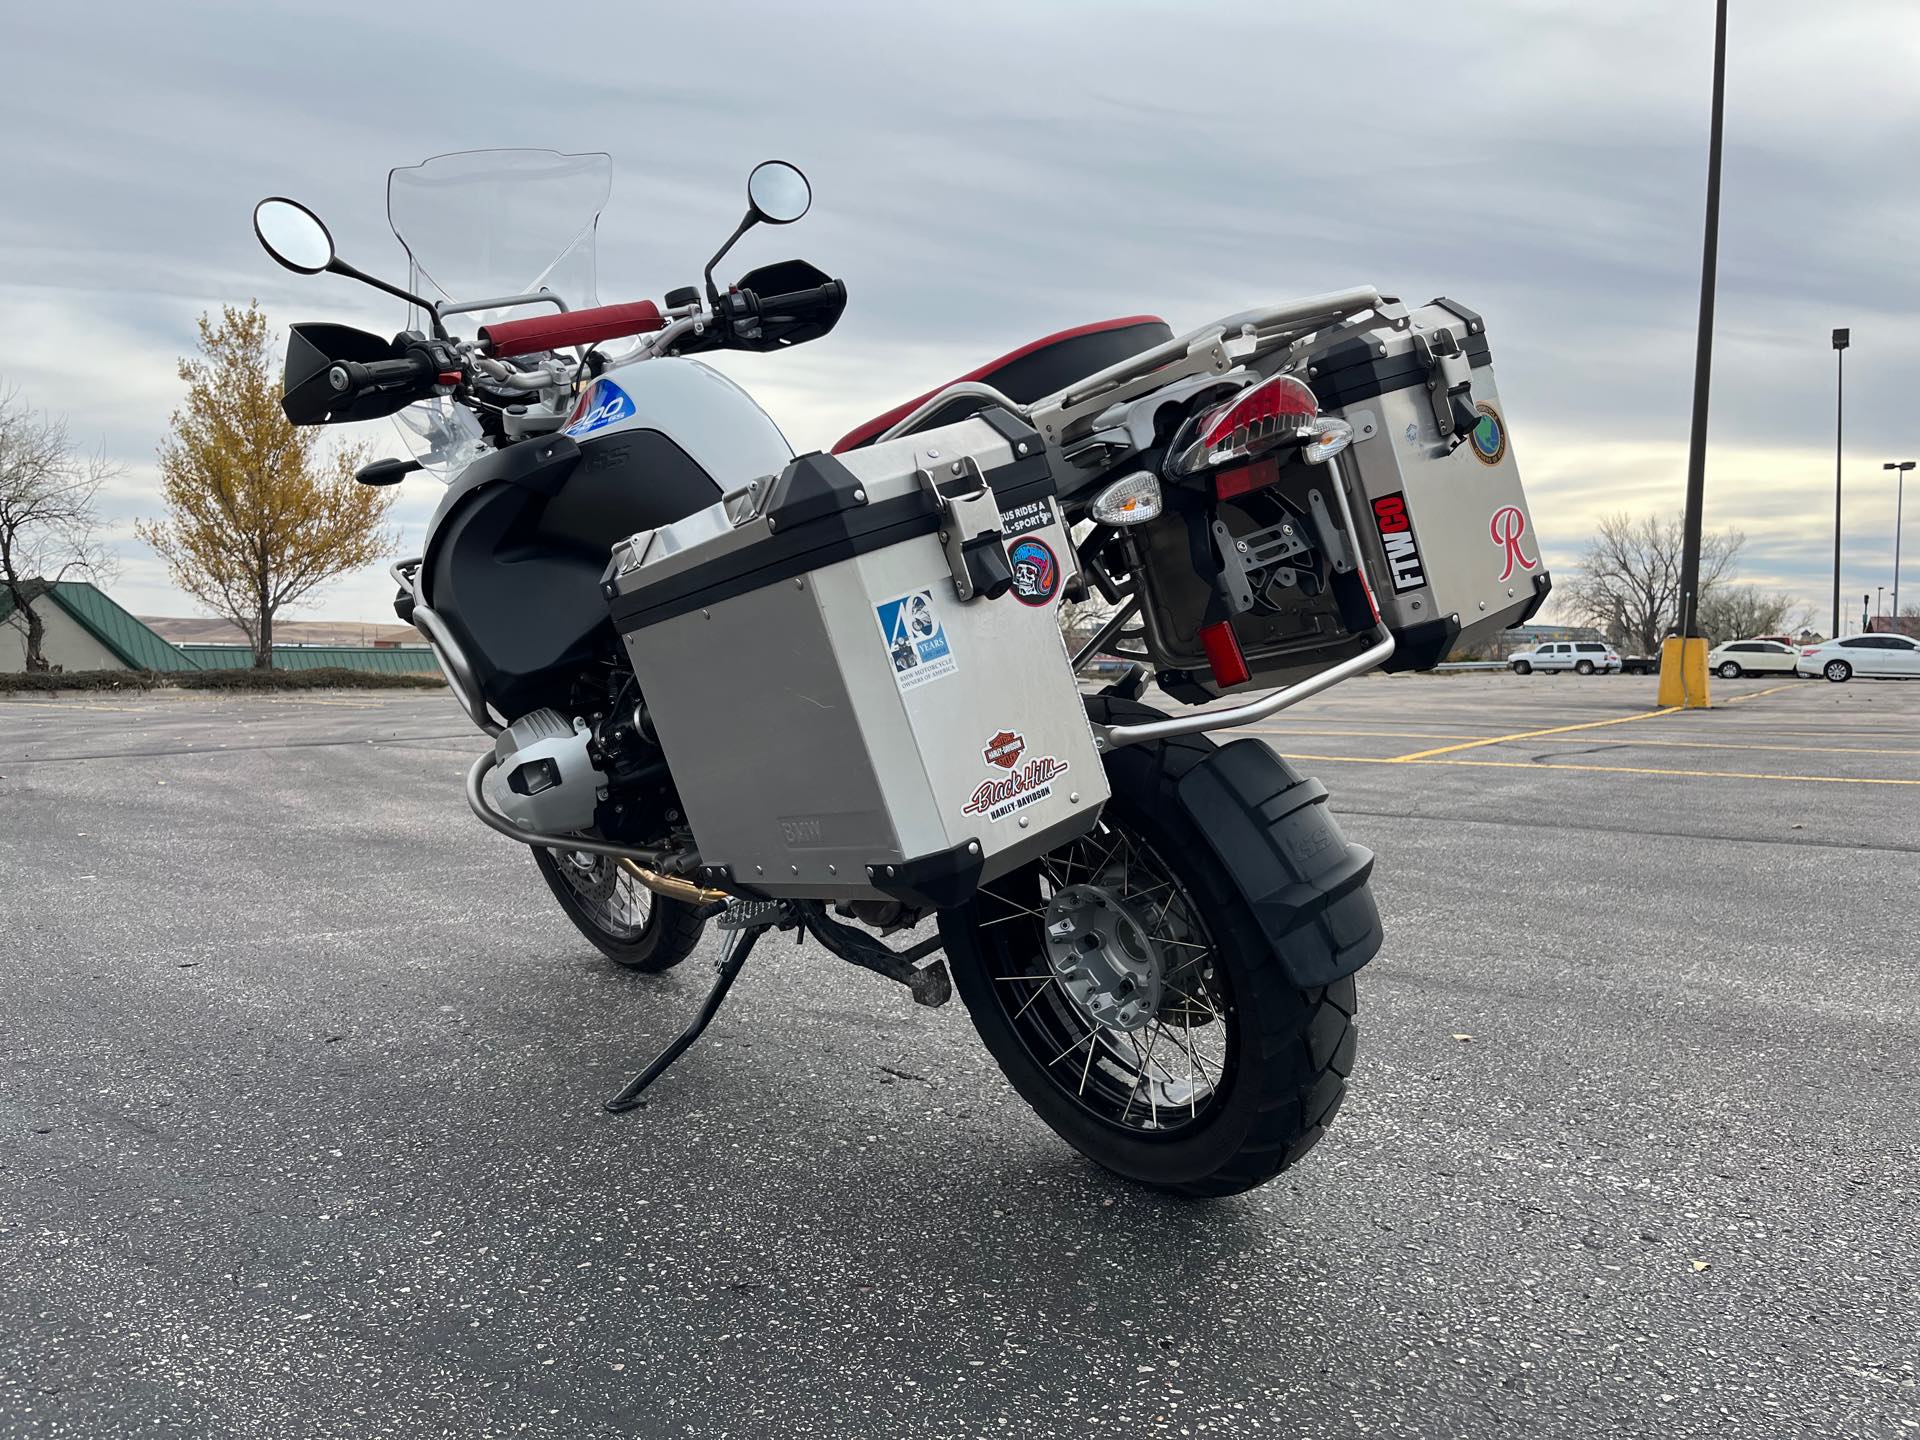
[1831,328,1849,638]
[1886,460,1913,627]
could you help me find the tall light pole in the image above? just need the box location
[1831,327,1849,638]
[1671,0,1727,677]
[1886,460,1913,627]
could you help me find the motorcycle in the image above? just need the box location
[252,149,1546,1196]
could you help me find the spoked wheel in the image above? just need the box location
[977,824,1236,1136]
[532,848,705,972]
[943,702,1362,1197]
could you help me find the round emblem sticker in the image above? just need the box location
[1007,537,1059,607]
[1470,402,1507,466]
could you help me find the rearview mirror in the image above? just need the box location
[253,197,336,275]
[746,161,811,225]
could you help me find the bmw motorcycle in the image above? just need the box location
[253,149,1544,1196]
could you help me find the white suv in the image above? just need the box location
[1706,639,1801,677]
[1508,641,1621,675]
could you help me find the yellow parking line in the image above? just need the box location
[1725,682,1800,703]
[1388,706,1682,762]
[1432,757,1920,786]
[1266,750,1920,787]
[1529,735,1920,758]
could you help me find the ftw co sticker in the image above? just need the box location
[1491,504,1537,583]
[1007,538,1060,607]
[1370,492,1427,593]
[963,727,1069,822]
[563,378,636,438]
[875,589,958,692]
[1469,403,1507,466]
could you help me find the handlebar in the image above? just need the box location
[478,300,666,358]
[329,355,433,392]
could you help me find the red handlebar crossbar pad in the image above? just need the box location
[478,300,666,358]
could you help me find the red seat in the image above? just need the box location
[831,316,1172,452]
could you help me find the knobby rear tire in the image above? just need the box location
[942,698,1361,1198]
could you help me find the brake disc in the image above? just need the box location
[557,850,620,902]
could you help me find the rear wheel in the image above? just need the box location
[533,848,705,971]
[1717,661,1742,679]
[1824,659,1852,683]
[942,706,1360,1198]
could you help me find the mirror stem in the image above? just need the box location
[702,211,758,307]
[328,257,450,340]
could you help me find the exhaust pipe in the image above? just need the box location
[617,859,731,907]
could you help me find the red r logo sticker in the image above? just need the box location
[1491,505,1536,583]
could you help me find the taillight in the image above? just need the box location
[1800,647,1819,656]
[1173,374,1318,474]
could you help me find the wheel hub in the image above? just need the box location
[559,850,619,902]
[1042,884,1163,1032]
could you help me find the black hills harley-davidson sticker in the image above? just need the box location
[963,728,1069,821]
[1370,492,1428,593]
[998,497,1055,537]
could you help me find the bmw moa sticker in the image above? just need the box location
[563,378,636,437]
[875,589,958,692]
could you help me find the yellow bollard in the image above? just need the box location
[1656,636,1712,708]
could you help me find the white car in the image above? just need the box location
[1508,640,1622,675]
[1795,634,1920,682]
[1707,639,1802,678]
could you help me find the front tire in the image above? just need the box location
[1511,660,1532,675]
[533,848,706,972]
[1824,659,1852,683]
[1575,659,1595,675]
[941,701,1360,1198]
[1717,661,1742,679]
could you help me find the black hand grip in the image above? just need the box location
[756,280,846,314]
[331,354,431,394]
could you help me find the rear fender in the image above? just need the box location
[1170,739,1382,988]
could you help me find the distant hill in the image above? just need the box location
[140,616,420,646]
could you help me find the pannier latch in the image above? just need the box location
[917,452,1013,602]
[1413,328,1479,449]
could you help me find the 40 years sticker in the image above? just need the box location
[875,589,958,692]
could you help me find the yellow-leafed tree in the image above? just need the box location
[139,303,392,668]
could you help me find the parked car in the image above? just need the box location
[1508,640,1622,675]
[1795,633,1920,682]
[1706,638,1802,678]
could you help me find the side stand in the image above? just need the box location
[603,902,787,1112]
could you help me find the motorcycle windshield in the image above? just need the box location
[387,148,612,325]
[385,149,612,480]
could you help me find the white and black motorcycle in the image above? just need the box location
[254,149,1545,1196]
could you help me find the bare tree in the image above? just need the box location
[1557,511,1743,654]
[1695,585,1810,643]
[0,383,118,671]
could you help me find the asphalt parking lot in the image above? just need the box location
[2,673,1916,1438]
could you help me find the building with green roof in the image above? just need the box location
[0,579,202,673]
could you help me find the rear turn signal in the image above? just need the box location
[1302,416,1354,464]
[1090,472,1163,527]
[1199,620,1251,687]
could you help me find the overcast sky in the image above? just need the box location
[4,0,1918,628]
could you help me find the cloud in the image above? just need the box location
[2,0,1916,627]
